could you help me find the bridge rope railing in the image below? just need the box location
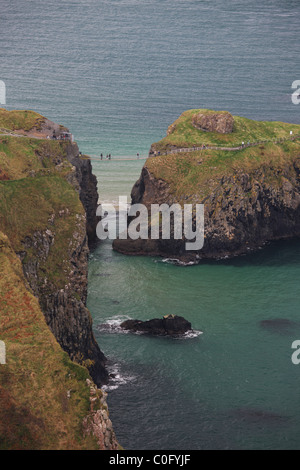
[150,133,300,157]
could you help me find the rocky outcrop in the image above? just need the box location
[113,146,300,263]
[192,111,234,134]
[83,379,120,450]
[120,315,192,336]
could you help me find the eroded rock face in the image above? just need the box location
[21,220,108,387]
[192,111,234,134]
[120,315,192,336]
[18,141,107,386]
[83,379,120,450]
[65,142,100,245]
[113,158,300,263]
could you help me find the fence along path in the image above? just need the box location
[151,133,300,157]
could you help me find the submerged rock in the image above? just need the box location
[232,408,289,424]
[120,314,192,337]
[259,318,298,335]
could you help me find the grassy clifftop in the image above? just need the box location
[146,139,300,203]
[0,135,83,291]
[146,109,300,202]
[0,108,46,133]
[151,109,300,152]
[0,136,70,180]
[114,110,300,262]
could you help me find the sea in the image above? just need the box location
[1,0,300,450]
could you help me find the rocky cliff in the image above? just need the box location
[0,231,119,450]
[113,110,300,262]
[0,110,107,384]
[65,142,100,244]
[0,109,120,449]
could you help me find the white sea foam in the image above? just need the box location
[159,258,198,266]
[180,329,203,339]
[102,362,137,392]
[97,315,132,334]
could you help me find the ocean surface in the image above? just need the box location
[1,0,300,449]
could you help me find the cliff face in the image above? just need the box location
[113,110,300,262]
[20,205,107,387]
[0,111,107,386]
[0,231,118,450]
[0,110,120,449]
[65,142,100,244]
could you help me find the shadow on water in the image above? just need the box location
[187,238,300,269]
[259,318,300,335]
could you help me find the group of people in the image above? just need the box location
[99,152,141,160]
[100,153,111,160]
[50,130,72,141]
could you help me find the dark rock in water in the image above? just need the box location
[232,408,288,424]
[260,318,298,335]
[120,314,192,336]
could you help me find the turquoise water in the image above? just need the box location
[88,237,300,450]
[1,0,300,450]
[96,158,145,205]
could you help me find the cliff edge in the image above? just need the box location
[113,109,300,262]
[0,109,119,448]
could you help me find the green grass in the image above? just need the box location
[146,139,300,202]
[0,175,84,289]
[0,108,46,132]
[0,136,70,180]
[152,109,300,152]
[0,132,82,290]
